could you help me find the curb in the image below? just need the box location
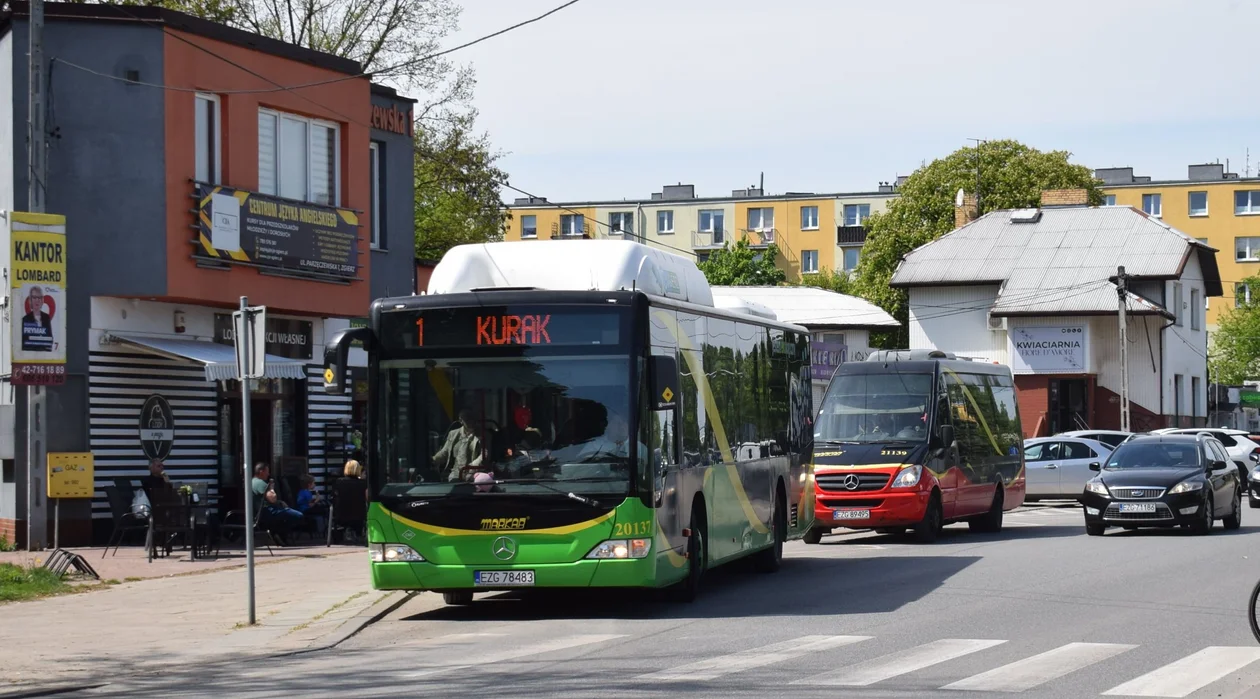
[0,683,108,699]
[279,589,417,656]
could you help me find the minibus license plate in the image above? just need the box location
[474,570,535,586]
[833,509,870,520]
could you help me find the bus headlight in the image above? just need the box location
[585,539,652,559]
[369,544,425,563]
[890,465,923,488]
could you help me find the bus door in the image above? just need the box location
[935,370,962,519]
[647,354,684,553]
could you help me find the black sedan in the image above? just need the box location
[1081,433,1243,536]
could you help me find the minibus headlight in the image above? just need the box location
[891,465,923,488]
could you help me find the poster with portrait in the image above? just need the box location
[10,213,67,386]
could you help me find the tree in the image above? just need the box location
[800,268,854,296]
[853,140,1103,348]
[1210,278,1260,384]
[413,114,509,260]
[697,240,787,286]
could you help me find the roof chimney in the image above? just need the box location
[1040,189,1089,207]
[955,191,978,228]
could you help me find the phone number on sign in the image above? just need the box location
[13,363,65,385]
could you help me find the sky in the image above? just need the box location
[444,0,1260,203]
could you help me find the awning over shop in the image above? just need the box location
[105,332,307,382]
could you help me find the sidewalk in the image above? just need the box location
[0,547,403,691]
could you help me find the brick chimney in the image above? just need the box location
[1040,188,1089,207]
[954,192,978,228]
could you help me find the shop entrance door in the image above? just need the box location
[1048,379,1089,435]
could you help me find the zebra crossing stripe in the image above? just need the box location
[637,635,871,682]
[406,634,627,678]
[1102,646,1260,697]
[942,642,1136,692]
[793,638,1007,686]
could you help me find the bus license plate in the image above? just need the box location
[833,509,870,520]
[474,570,535,586]
[1118,503,1156,513]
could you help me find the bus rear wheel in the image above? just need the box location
[753,487,786,573]
[442,590,474,606]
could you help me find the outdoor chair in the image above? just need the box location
[327,477,368,546]
[111,477,136,502]
[146,488,194,563]
[218,500,276,557]
[102,485,148,558]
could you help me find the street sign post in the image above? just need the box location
[233,297,266,625]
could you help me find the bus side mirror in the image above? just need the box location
[649,355,679,411]
[324,326,374,394]
[938,425,955,451]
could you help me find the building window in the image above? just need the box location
[194,93,221,184]
[1188,191,1208,216]
[1192,376,1202,418]
[258,108,340,206]
[1236,236,1260,262]
[698,209,724,244]
[1172,282,1183,327]
[802,250,819,274]
[1236,190,1260,215]
[1142,193,1162,217]
[1190,288,1200,330]
[1174,374,1184,421]
[1102,194,1117,206]
[368,142,383,249]
[1237,282,1253,307]
[609,212,634,236]
[521,215,537,239]
[747,207,774,232]
[560,214,584,236]
[657,210,674,234]
[842,247,860,272]
[844,203,871,226]
[801,206,819,230]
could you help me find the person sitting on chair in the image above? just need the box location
[251,464,304,546]
[434,408,484,481]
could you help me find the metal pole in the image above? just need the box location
[23,0,47,552]
[53,497,58,550]
[1117,266,1131,433]
[240,295,256,625]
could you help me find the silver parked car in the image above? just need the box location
[1023,437,1114,501]
[1055,429,1132,449]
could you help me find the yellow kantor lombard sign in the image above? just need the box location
[47,452,94,499]
[11,211,67,386]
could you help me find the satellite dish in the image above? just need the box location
[955,188,966,207]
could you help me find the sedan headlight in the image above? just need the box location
[1169,480,1205,494]
[1085,480,1110,496]
[586,539,652,559]
[890,465,923,489]
[369,544,425,563]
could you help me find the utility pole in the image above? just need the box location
[24,0,47,551]
[1116,266,1131,433]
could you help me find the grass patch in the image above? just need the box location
[124,577,143,582]
[0,562,69,602]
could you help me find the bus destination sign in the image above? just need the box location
[382,306,623,350]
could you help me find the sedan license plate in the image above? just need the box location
[1118,502,1157,513]
[833,509,870,521]
[474,570,535,587]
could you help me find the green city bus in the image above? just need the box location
[322,241,815,604]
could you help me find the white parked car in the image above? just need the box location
[1023,437,1114,501]
[1055,430,1131,449]
[1150,428,1259,481]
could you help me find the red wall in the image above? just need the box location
[1016,374,1164,437]
[415,261,435,294]
[162,31,372,316]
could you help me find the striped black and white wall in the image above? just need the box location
[305,364,354,488]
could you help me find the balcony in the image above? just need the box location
[739,228,777,247]
[837,225,868,245]
[692,229,729,249]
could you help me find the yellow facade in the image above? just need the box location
[505,190,897,283]
[1103,180,1260,328]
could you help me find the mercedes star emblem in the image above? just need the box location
[492,536,517,561]
[842,474,860,491]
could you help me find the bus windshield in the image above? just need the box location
[375,355,634,500]
[815,372,934,443]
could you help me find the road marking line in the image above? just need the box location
[638,635,871,682]
[942,642,1136,692]
[406,632,507,646]
[407,634,626,678]
[793,638,1007,686]
[1102,646,1260,697]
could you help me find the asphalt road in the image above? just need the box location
[77,503,1260,698]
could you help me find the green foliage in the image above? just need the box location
[413,115,509,261]
[853,140,1103,348]
[1209,277,1260,384]
[697,240,788,286]
[0,534,14,552]
[800,268,854,296]
[0,563,68,603]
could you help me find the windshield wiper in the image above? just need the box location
[493,478,602,508]
[815,438,860,445]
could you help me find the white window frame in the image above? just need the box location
[1173,374,1184,419]
[609,212,633,236]
[1142,193,1162,217]
[844,203,871,227]
[1237,236,1260,262]
[747,207,774,232]
[521,215,537,239]
[1172,281,1184,326]
[801,206,819,230]
[698,209,724,243]
[195,93,221,185]
[368,142,382,249]
[1236,190,1260,215]
[1190,288,1201,330]
[1102,194,1117,206]
[802,249,819,273]
[842,246,860,272]
[1192,376,1202,418]
[560,214,585,236]
[1238,282,1253,308]
[1188,190,1208,217]
[258,107,341,206]
[657,210,674,234]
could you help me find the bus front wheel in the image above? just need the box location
[442,590,474,606]
[670,508,707,602]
